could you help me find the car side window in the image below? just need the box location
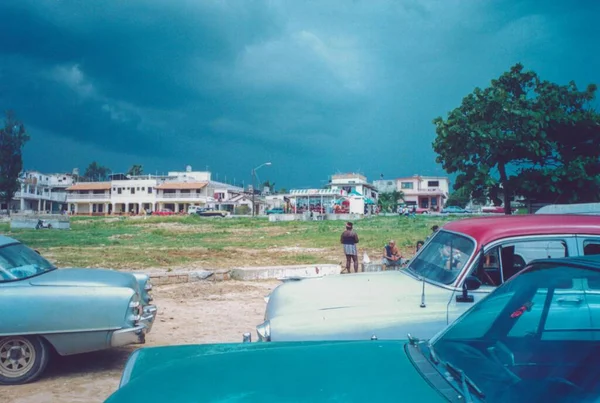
[502,239,568,282]
[583,240,600,256]
[473,240,568,287]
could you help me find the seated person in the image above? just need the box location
[382,240,403,267]
[440,242,461,270]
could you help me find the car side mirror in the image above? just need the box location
[34,250,41,255]
[456,276,481,303]
[464,275,482,291]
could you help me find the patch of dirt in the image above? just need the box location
[4,280,279,403]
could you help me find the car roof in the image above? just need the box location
[443,214,600,246]
[0,235,18,248]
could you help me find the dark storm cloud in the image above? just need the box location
[1,0,599,187]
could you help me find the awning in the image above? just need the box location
[155,182,208,190]
[349,190,363,196]
[364,198,375,205]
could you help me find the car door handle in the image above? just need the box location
[557,297,583,305]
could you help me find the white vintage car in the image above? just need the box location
[255,214,600,342]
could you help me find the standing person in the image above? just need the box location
[340,222,359,273]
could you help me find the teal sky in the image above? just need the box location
[1,0,599,188]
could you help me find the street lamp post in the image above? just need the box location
[251,162,272,217]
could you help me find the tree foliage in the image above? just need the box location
[0,111,30,212]
[127,164,144,176]
[83,161,110,181]
[445,187,471,209]
[377,190,405,212]
[433,63,600,213]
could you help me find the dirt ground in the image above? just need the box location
[4,280,280,403]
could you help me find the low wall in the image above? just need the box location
[268,214,299,222]
[230,264,341,281]
[10,214,71,230]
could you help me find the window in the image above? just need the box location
[431,198,438,206]
[401,182,413,189]
[131,188,135,194]
[583,240,600,256]
[117,188,122,194]
[142,187,145,191]
[473,239,568,287]
[148,187,153,194]
[427,180,439,187]
[136,187,140,191]
[387,181,393,186]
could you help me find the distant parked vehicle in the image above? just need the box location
[187,206,206,215]
[197,209,229,217]
[35,220,52,229]
[441,206,472,214]
[266,208,284,215]
[0,236,156,385]
[416,207,430,214]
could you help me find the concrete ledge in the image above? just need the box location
[230,264,341,281]
[148,269,231,285]
[10,214,71,230]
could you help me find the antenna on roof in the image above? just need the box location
[420,276,426,308]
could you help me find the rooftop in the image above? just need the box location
[66,182,111,191]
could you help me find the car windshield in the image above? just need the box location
[408,230,475,284]
[428,262,600,402]
[0,243,56,282]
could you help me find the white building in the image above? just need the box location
[65,168,248,215]
[325,173,379,201]
[2,171,75,213]
[373,175,450,211]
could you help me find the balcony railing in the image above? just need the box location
[156,193,205,200]
[14,192,68,202]
[66,194,111,201]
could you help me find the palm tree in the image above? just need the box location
[377,190,405,212]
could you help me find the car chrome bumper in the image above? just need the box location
[140,305,157,333]
[111,325,147,348]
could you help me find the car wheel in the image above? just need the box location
[421,211,429,215]
[47,224,52,229]
[0,336,50,385]
[35,224,40,230]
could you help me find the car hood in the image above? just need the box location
[105,341,445,403]
[29,268,139,291]
[266,270,452,341]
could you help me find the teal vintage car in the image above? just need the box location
[0,235,157,385]
[106,256,600,402]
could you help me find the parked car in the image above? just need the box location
[0,235,157,385]
[265,207,285,215]
[197,209,230,217]
[481,205,518,214]
[105,255,600,403]
[441,205,472,214]
[254,214,600,343]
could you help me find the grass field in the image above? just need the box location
[0,215,459,270]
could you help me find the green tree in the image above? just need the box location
[83,161,110,181]
[433,63,600,214]
[377,190,404,212]
[445,187,471,208]
[127,164,144,176]
[0,111,29,214]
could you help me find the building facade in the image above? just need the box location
[373,175,449,211]
[1,171,75,213]
[65,168,247,215]
[325,173,379,201]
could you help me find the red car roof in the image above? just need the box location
[443,214,600,246]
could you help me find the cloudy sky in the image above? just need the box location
[1,0,599,188]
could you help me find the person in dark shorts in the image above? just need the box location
[340,222,359,273]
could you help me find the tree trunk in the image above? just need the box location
[498,161,512,215]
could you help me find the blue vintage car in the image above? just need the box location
[0,235,157,385]
[105,255,600,402]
